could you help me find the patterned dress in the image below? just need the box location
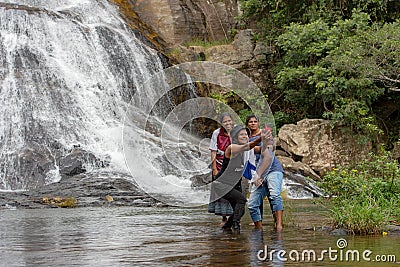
[208,127,233,216]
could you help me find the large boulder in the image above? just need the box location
[190,171,212,189]
[278,119,372,176]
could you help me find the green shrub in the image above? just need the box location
[183,38,231,48]
[319,150,400,234]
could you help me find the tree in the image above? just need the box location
[275,11,400,142]
[238,0,400,39]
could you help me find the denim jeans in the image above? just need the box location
[248,171,283,223]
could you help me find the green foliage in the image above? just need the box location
[167,46,183,59]
[235,1,400,145]
[237,109,253,125]
[228,28,239,39]
[238,0,400,40]
[319,150,400,234]
[273,111,297,129]
[209,91,229,104]
[276,18,346,66]
[232,0,400,234]
[317,20,400,141]
[209,91,233,115]
[322,98,383,142]
[183,38,231,48]
[275,11,372,112]
[275,12,400,141]
[324,21,400,92]
[329,197,390,235]
[238,0,313,40]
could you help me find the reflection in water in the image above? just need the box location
[248,229,284,267]
[248,228,265,266]
[0,201,399,266]
[268,230,284,267]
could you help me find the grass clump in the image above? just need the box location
[183,37,231,48]
[319,150,400,234]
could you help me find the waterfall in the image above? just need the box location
[0,0,322,205]
[0,0,197,191]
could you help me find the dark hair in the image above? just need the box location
[230,125,250,144]
[217,112,232,124]
[245,114,259,126]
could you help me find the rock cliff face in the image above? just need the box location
[183,29,276,87]
[110,0,170,54]
[129,0,239,44]
[112,1,276,101]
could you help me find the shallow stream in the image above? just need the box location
[1,200,399,266]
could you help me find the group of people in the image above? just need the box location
[208,113,284,233]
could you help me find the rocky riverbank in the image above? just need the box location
[2,174,399,235]
[0,171,163,210]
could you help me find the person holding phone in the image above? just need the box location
[210,125,262,233]
[245,114,262,163]
[248,127,284,231]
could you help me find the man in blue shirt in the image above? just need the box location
[248,129,284,231]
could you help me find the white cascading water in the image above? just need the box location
[0,0,210,204]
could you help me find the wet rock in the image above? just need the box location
[304,226,333,232]
[0,142,56,190]
[387,225,400,233]
[282,168,324,198]
[58,148,109,178]
[0,2,63,18]
[0,171,160,209]
[190,172,212,189]
[278,156,321,181]
[330,228,350,236]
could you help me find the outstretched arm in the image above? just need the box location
[225,135,262,158]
